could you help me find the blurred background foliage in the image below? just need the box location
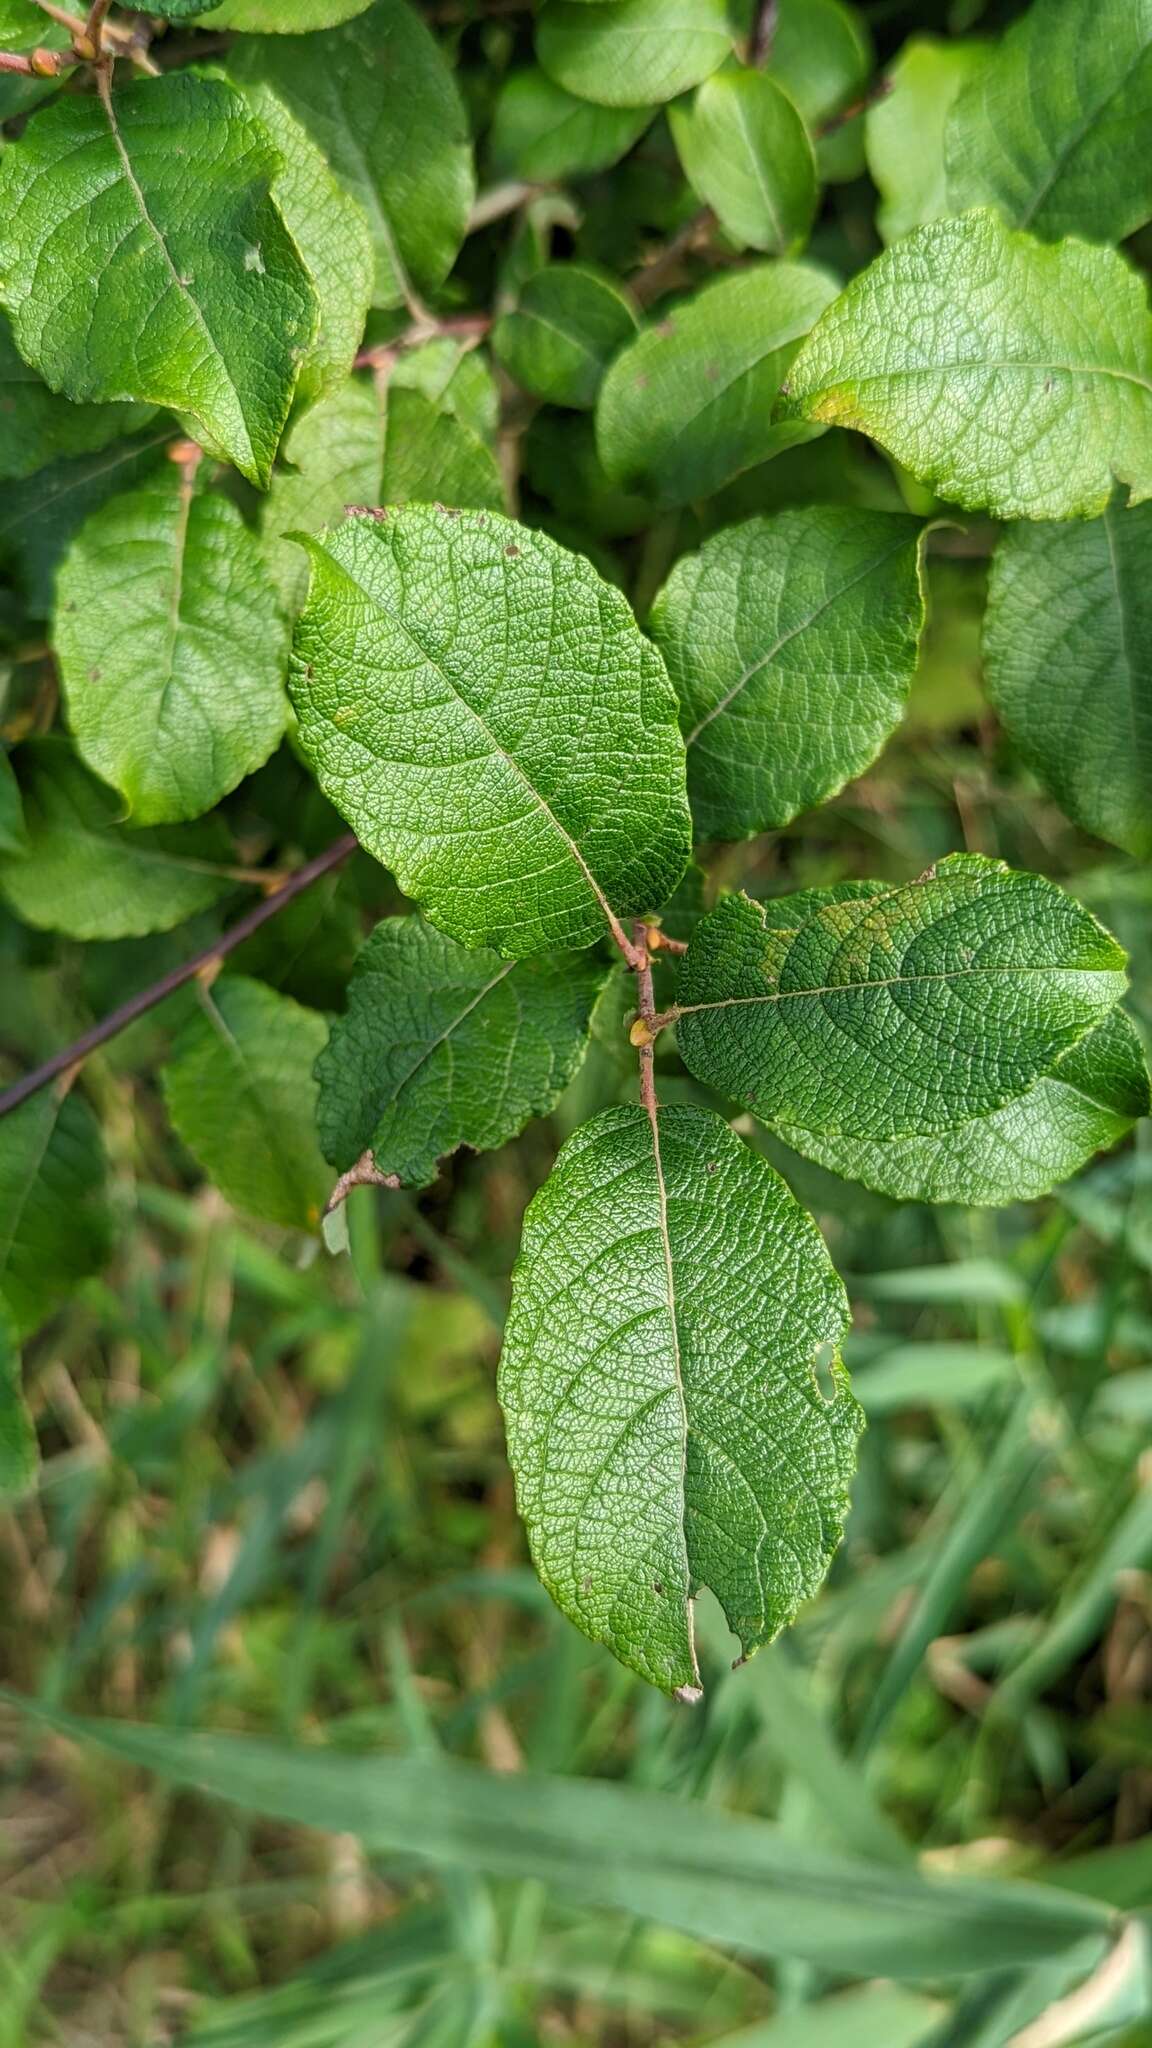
[2,0,1152,2040]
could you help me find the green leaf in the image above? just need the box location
[0,740,235,940]
[777,1007,1151,1206]
[487,67,655,182]
[674,855,1129,1141]
[289,508,691,957]
[389,338,498,444]
[6,1698,1121,1979]
[315,912,607,1187]
[983,500,1152,860]
[945,0,1152,246]
[777,210,1152,521]
[262,375,384,615]
[499,1103,859,1695]
[0,312,154,484]
[163,977,331,1231]
[537,0,735,108]
[0,427,173,618]
[766,0,870,127]
[0,1304,36,1502]
[0,1088,113,1337]
[381,386,505,511]
[198,0,375,25]
[231,0,475,313]
[864,35,990,244]
[236,80,374,411]
[649,507,924,841]
[0,751,27,857]
[596,261,838,506]
[669,68,817,256]
[55,468,288,826]
[492,264,638,409]
[139,0,216,16]
[0,74,317,488]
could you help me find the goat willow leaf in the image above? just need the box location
[675,856,1128,1141]
[55,469,288,826]
[983,501,1152,861]
[650,508,924,841]
[670,69,817,256]
[493,264,638,411]
[289,508,691,957]
[488,67,654,182]
[0,1090,113,1338]
[536,0,734,109]
[316,914,607,1187]
[0,1306,36,1501]
[498,1104,860,1697]
[778,210,1152,521]
[0,75,317,488]
[237,81,374,410]
[865,35,990,244]
[164,978,330,1232]
[262,375,383,615]
[0,742,234,940]
[944,0,1152,246]
[596,262,839,506]
[231,0,474,313]
[0,314,153,484]
[779,1009,1151,1207]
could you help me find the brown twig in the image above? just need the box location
[0,834,359,1121]
[746,0,777,66]
[630,207,716,307]
[0,44,74,73]
[323,1151,401,1219]
[631,920,661,1121]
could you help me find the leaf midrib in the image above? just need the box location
[676,961,1122,1019]
[809,359,1152,398]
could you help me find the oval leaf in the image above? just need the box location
[945,0,1152,245]
[536,0,734,108]
[493,263,638,410]
[316,913,608,1186]
[498,1103,860,1696]
[55,468,288,825]
[0,312,153,485]
[0,1088,113,1337]
[778,210,1152,521]
[670,68,817,255]
[262,374,385,614]
[0,74,318,488]
[231,0,475,313]
[865,34,990,244]
[674,855,1129,1141]
[596,261,839,505]
[983,499,1152,860]
[650,507,925,840]
[288,507,691,957]
[778,1008,1151,1206]
[488,67,655,182]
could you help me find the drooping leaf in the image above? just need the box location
[0,1088,113,1337]
[649,507,924,840]
[315,913,608,1187]
[0,1304,36,1501]
[945,0,1152,246]
[499,1102,860,1695]
[380,386,505,510]
[536,0,735,109]
[493,264,638,409]
[262,375,384,614]
[230,0,475,313]
[983,500,1152,860]
[596,261,838,505]
[0,313,153,484]
[674,856,1128,1141]
[0,74,317,488]
[289,507,691,956]
[777,210,1152,521]
[236,80,374,409]
[0,427,173,618]
[163,977,330,1231]
[198,0,375,25]
[55,468,288,826]
[865,35,990,244]
[669,68,816,255]
[0,741,234,940]
[487,67,654,182]
[778,1007,1151,1207]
